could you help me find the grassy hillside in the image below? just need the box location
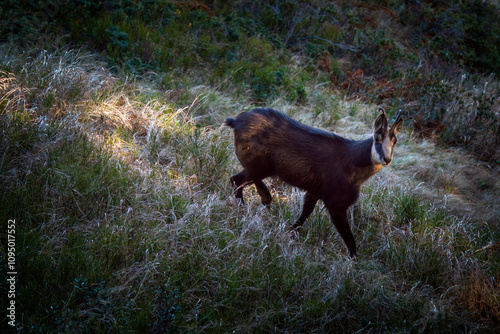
[1,1,499,332]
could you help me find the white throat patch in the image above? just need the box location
[371,140,382,165]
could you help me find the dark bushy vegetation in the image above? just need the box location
[2,0,499,74]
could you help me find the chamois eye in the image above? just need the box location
[376,136,383,143]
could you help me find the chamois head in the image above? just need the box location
[371,108,403,166]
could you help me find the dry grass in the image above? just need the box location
[1,45,499,332]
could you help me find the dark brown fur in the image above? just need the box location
[225,108,403,257]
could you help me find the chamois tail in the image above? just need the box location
[224,117,237,128]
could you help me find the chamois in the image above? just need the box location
[224,107,403,257]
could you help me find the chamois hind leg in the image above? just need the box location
[325,203,357,258]
[230,171,252,203]
[254,180,272,205]
[290,192,319,231]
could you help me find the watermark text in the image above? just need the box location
[6,219,16,327]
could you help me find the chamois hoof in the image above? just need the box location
[261,197,272,206]
[287,223,303,238]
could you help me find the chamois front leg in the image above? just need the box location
[290,192,319,231]
[325,203,357,258]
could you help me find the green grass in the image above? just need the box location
[1,2,499,332]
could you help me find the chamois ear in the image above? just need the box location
[374,108,387,133]
[390,110,403,135]
[391,117,403,135]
